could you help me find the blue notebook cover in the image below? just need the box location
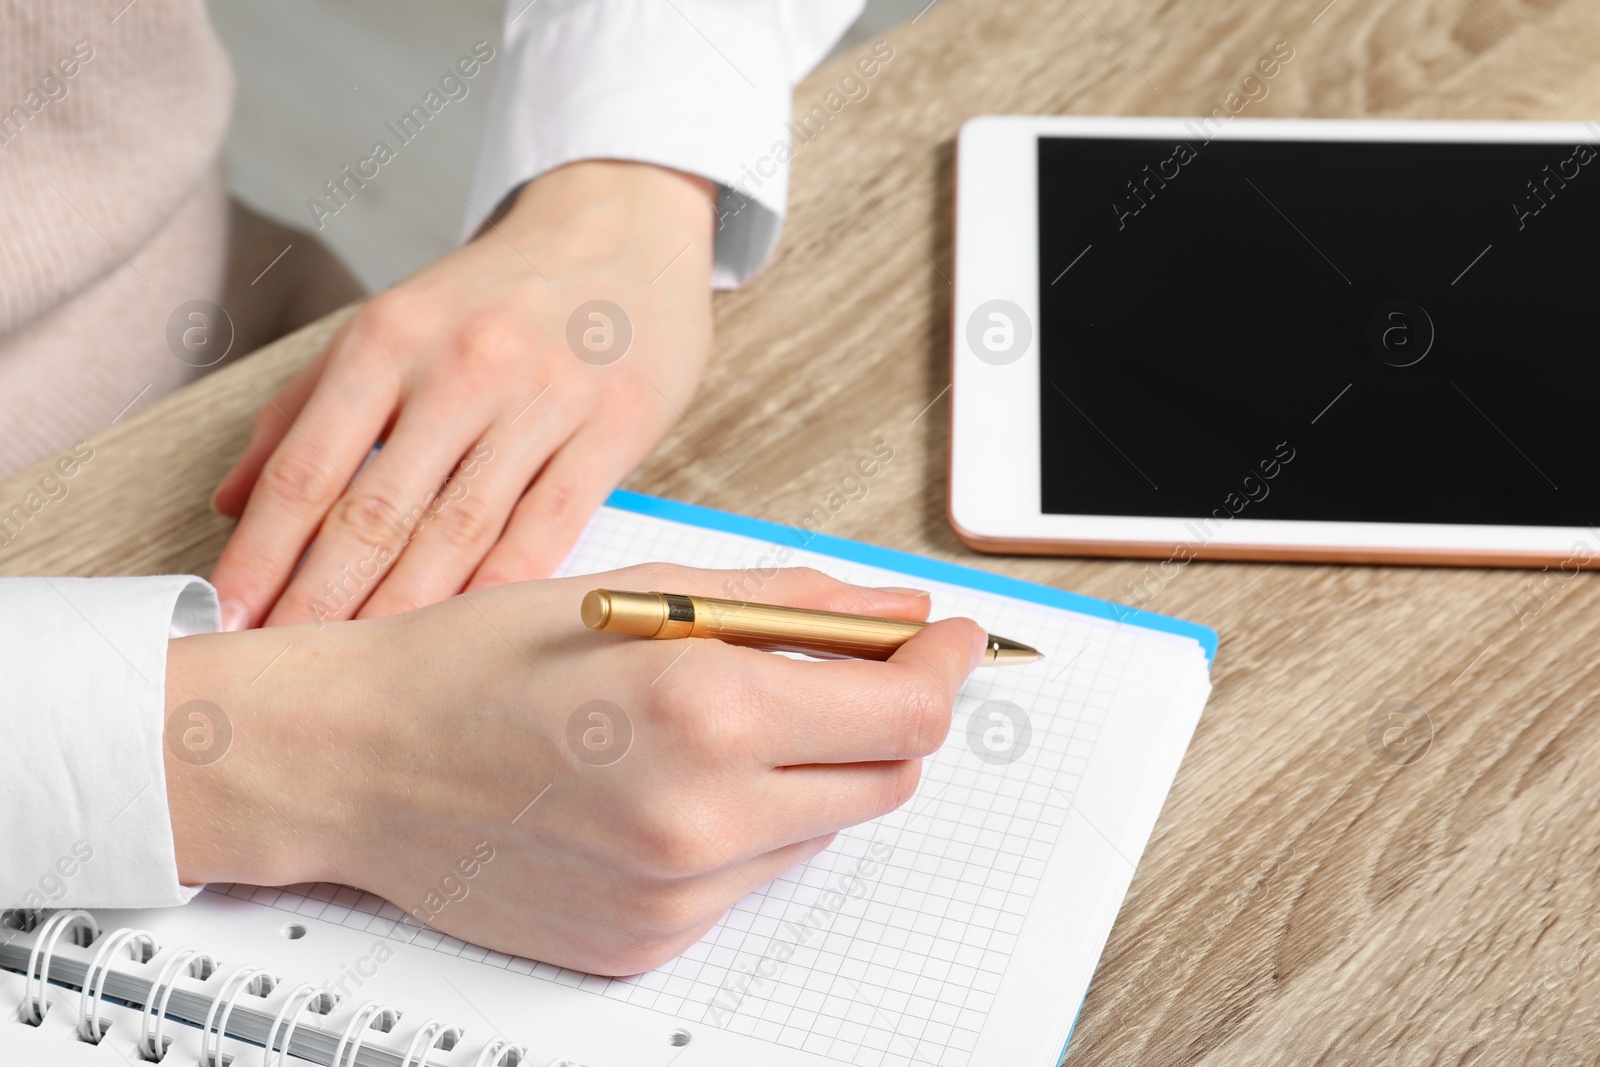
[606,489,1218,665]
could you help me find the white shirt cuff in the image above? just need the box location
[470,0,862,288]
[0,576,220,909]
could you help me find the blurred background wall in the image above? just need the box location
[208,0,937,291]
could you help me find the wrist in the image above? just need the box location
[163,623,355,888]
[501,160,717,264]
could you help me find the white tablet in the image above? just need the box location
[950,115,1600,568]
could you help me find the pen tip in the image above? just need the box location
[983,635,1041,666]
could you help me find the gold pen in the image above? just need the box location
[580,589,1040,666]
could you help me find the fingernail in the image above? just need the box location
[219,598,250,632]
[876,586,930,597]
[208,490,223,517]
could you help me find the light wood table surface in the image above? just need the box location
[6,1,1600,1062]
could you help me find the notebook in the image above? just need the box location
[0,490,1215,1067]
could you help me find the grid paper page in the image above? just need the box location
[208,505,1167,1067]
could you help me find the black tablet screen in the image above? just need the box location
[1036,133,1599,527]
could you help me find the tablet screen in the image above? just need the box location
[1036,134,1600,527]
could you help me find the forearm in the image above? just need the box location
[163,624,351,889]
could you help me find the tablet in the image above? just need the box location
[950,115,1600,568]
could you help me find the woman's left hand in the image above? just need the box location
[208,160,716,629]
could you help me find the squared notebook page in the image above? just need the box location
[101,497,1213,1067]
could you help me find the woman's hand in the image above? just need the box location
[164,566,985,976]
[207,161,716,631]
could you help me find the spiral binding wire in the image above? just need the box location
[398,1019,461,1067]
[9,911,529,1066]
[142,946,215,1061]
[332,1000,395,1067]
[78,927,155,1042]
[471,1037,526,1067]
[201,965,277,1067]
[262,982,325,1067]
[22,908,97,1025]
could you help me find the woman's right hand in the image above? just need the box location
[164,565,985,975]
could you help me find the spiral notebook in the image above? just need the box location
[0,490,1215,1067]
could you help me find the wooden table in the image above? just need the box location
[6,1,1599,1062]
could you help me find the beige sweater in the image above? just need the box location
[0,1,360,478]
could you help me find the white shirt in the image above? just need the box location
[1,0,863,909]
[470,0,867,288]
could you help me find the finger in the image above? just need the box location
[735,616,986,766]
[261,398,489,627]
[357,404,581,619]
[463,422,643,590]
[208,357,399,628]
[211,340,336,518]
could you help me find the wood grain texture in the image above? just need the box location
[5,1,1600,1062]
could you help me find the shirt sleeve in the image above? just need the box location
[0,576,219,909]
[469,0,867,288]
